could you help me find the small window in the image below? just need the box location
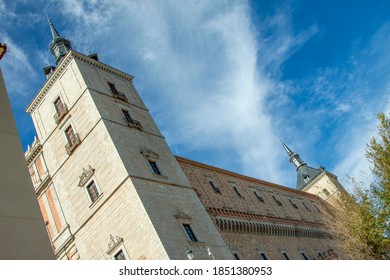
[64,124,80,154]
[86,181,100,203]
[54,97,63,112]
[313,204,321,213]
[254,191,264,202]
[301,252,309,260]
[323,188,331,197]
[233,186,244,198]
[208,181,221,193]
[114,250,126,260]
[302,202,311,211]
[182,224,198,242]
[273,196,282,206]
[109,82,127,101]
[122,109,133,123]
[108,82,119,95]
[233,253,241,260]
[260,252,269,260]
[65,125,77,146]
[148,160,161,175]
[282,252,290,260]
[289,199,298,209]
[53,96,68,122]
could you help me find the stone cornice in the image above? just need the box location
[208,207,325,228]
[176,156,319,199]
[25,137,42,165]
[26,50,134,114]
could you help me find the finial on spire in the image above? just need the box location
[279,139,306,171]
[279,138,294,157]
[45,12,72,64]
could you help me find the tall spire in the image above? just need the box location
[46,13,72,64]
[280,139,323,190]
[280,139,306,171]
[46,12,61,40]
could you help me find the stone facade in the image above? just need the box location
[24,37,343,260]
[177,157,337,260]
[25,50,232,260]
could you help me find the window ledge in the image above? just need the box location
[189,241,206,247]
[152,173,168,180]
[89,194,104,209]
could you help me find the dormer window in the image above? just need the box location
[303,175,310,183]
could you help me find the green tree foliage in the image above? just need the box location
[330,113,390,259]
[366,113,390,229]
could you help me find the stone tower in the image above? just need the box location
[25,18,232,260]
[281,140,346,208]
[0,43,54,259]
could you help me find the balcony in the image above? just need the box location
[54,104,68,124]
[126,118,143,131]
[65,133,81,155]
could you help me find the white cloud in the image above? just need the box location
[0,33,37,97]
[49,0,323,188]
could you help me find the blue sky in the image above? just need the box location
[1,0,390,191]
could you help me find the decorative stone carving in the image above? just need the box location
[140,147,159,159]
[78,165,95,187]
[106,234,124,255]
[175,209,192,224]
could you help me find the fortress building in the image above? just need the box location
[24,18,344,260]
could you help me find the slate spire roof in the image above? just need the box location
[280,140,323,190]
[46,13,72,64]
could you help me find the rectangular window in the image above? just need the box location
[87,181,100,203]
[29,165,39,185]
[122,109,133,123]
[53,97,68,124]
[182,224,198,242]
[114,250,126,260]
[208,181,221,193]
[65,125,77,146]
[313,204,321,213]
[108,82,119,95]
[54,97,63,114]
[273,196,282,206]
[254,191,264,202]
[289,199,298,209]
[109,82,127,101]
[302,202,311,211]
[148,160,161,175]
[233,186,243,197]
